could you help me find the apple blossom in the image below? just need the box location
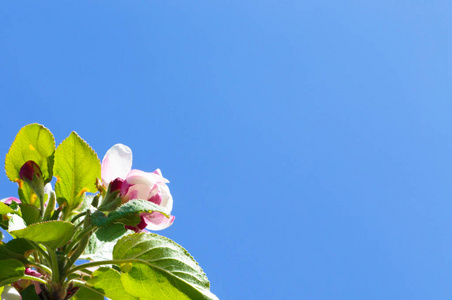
[12,268,42,295]
[101,144,175,232]
[1,197,21,205]
[0,125,217,300]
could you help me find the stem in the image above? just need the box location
[21,275,50,287]
[26,262,52,275]
[70,211,87,223]
[0,276,51,288]
[39,193,45,221]
[63,229,95,276]
[65,225,95,255]
[47,247,60,284]
[29,241,51,264]
[68,258,164,275]
[71,279,105,297]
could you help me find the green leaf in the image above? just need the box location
[54,132,100,212]
[43,191,56,221]
[10,221,75,249]
[19,204,40,225]
[20,284,41,300]
[113,233,218,300]
[86,267,138,300]
[18,181,39,207]
[121,263,193,300]
[81,224,131,261]
[5,124,55,183]
[0,239,33,263]
[4,238,34,257]
[0,259,25,285]
[72,286,104,300]
[97,223,128,242]
[91,200,170,227]
[0,202,14,215]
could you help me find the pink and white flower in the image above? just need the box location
[101,144,175,232]
[12,268,42,295]
[1,197,21,205]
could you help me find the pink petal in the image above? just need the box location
[101,144,132,185]
[153,168,163,176]
[126,169,169,186]
[142,212,175,231]
[148,191,163,205]
[123,183,153,201]
[2,197,21,205]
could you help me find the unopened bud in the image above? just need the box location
[110,178,124,193]
[19,161,42,181]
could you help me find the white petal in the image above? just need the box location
[143,212,175,231]
[125,183,153,201]
[1,286,22,300]
[126,169,168,186]
[157,183,173,212]
[44,183,53,195]
[101,144,132,185]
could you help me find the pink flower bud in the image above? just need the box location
[13,268,42,294]
[109,178,124,192]
[19,161,42,181]
[101,144,175,231]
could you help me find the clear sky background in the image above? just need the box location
[1,1,451,299]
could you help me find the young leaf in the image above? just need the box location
[113,233,218,300]
[91,199,170,227]
[0,259,25,285]
[18,181,39,207]
[19,204,40,225]
[0,240,31,263]
[4,238,34,257]
[85,267,138,300]
[81,224,131,261]
[20,285,41,300]
[0,202,15,215]
[9,221,75,249]
[72,286,104,300]
[54,132,100,212]
[5,124,55,183]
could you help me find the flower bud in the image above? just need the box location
[12,268,42,294]
[109,178,124,193]
[18,160,45,205]
[19,161,42,181]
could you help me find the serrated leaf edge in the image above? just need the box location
[115,232,211,287]
[9,220,74,234]
[5,123,55,182]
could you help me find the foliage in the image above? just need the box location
[0,124,218,300]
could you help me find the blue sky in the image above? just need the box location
[1,1,452,299]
